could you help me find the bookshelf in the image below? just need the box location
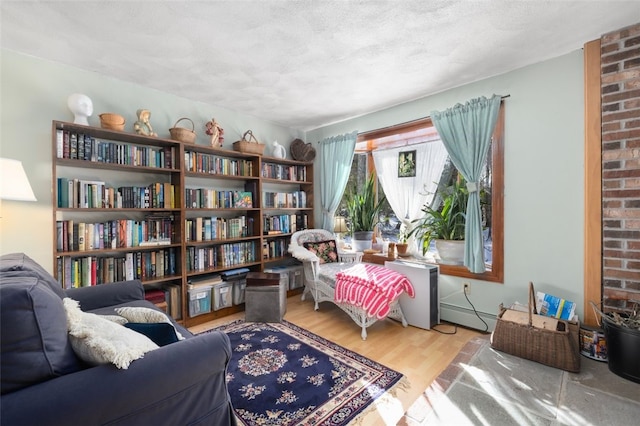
[52,121,313,327]
[260,157,314,267]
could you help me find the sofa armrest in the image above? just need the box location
[0,331,235,426]
[64,280,145,311]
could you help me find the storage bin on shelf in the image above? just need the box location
[188,285,213,317]
[232,279,247,305]
[221,267,250,306]
[265,264,303,290]
[213,281,233,311]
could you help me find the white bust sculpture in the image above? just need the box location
[67,93,93,125]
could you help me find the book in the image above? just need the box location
[536,291,576,321]
[233,191,253,208]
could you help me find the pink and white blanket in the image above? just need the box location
[334,263,414,319]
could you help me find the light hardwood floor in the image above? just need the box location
[189,295,482,425]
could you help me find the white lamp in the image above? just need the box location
[0,158,37,201]
[333,216,348,248]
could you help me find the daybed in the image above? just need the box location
[0,253,236,426]
[289,229,410,340]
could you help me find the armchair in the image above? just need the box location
[289,229,407,340]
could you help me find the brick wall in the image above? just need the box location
[601,23,640,313]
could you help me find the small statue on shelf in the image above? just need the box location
[133,109,158,137]
[205,118,224,147]
[67,93,93,125]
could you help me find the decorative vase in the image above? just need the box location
[272,141,286,159]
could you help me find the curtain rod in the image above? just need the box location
[358,94,510,138]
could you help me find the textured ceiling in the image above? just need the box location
[2,1,640,131]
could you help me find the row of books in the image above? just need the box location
[184,152,254,177]
[57,178,175,209]
[261,163,308,182]
[186,241,257,272]
[262,239,290,260]
[55,248,178,288]
[56,216,174,252]
[147,283,182,320]
[262,190,307,208]
[263,214,299,234]
[186,216,254,241]
[56,129,176,169]
[185,189,253,209]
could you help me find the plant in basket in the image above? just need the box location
[592,301,640,383]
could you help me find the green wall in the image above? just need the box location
[307,50,586,329]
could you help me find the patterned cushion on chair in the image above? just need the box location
[303,240,338,264]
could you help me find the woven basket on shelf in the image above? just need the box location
[290,138,316,161]
[169,117,196,144]
[233,130,265,155]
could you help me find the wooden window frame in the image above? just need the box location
[356,104,505,283]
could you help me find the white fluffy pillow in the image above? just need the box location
[63,298,158,369]
[100,314,129,325]
[115,306,185,340]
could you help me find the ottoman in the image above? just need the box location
[244,272,287,322]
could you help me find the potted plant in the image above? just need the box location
[345,172,386,252]
[409,178,469,264]
[395,225,410,256]
[592,302,640,383]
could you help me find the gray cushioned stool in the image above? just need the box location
[244,272,287,322]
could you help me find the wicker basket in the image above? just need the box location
[290,138,316,161]
[99,113,125,131]
[169,117,196,144]
[233,130,265,155]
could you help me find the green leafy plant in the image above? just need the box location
[410,178,469,255]
[345,172,386,233]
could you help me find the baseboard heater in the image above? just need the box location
[440,302,497,332]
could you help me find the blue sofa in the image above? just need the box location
[0,253,236,426]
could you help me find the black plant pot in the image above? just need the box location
[602,315,640,384]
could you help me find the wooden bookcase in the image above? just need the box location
[52,120,314,327]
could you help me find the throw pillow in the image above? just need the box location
[303,240,338,264]
[115,306,185,340]
[124,323,179,346]
[100,315,129,325]
[63,298,158,369]
[1,278,82,395]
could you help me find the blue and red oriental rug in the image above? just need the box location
[210,320,406,425]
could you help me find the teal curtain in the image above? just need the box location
[431,95,501,273]
[319,131,357,231]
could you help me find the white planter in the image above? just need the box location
[352,231,373,252]
[435,240,465,265]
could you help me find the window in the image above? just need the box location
[339,105,504,283]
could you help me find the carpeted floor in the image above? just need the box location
[210,320,407,426]
[400,335,640,425]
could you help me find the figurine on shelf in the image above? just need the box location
[67,93,93,125]
[205,118,224,147]
[133,109,158,137]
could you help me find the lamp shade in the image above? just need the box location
[334,216,347,233]
[0,158,37,201]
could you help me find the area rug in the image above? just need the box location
[207,320,406,426]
